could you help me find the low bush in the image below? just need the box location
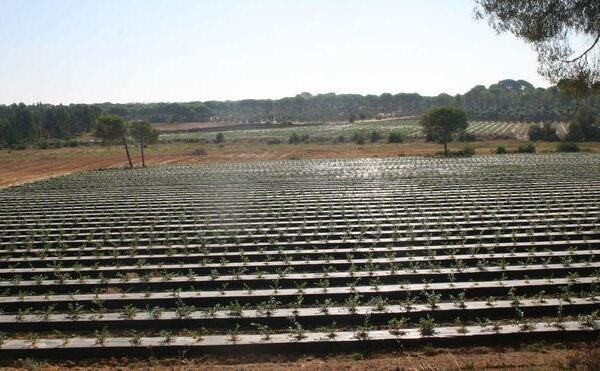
[266,138,281,145]
[528,123,559,141]
[288,132,309,144]
[334,135,347,143]
[192,147,207,155]
[353,130,366,145]
[458,131,476,142]
[388,130,404,143]
[459,145,475,156]
[370,130,382,143]
[556,142,579,152]
[214,132,225,144]
[494,145,507,154]
[517,142,536,153]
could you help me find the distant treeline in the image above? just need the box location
[1,79,599,147]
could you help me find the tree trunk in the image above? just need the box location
[123,137,133,168]
[443,123,448,157]
[140,136,146,168]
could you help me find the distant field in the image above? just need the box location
[159,120,568,142]
[152,121,240,131]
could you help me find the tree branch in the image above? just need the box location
[560,33,600,63]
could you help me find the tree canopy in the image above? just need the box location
[2,79,600,149]
[129,121,159,168]
[475,0,600,96]
[92,115,133,168]
[420,107,468,156]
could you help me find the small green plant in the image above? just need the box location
[418,316,437,336]
[252,323,274,341]
[288,316,306,341]
[388,317,408,336]
[129,331,142,346]
[354,313,372,340]
[94,327,110,346]
[160,330,174,344]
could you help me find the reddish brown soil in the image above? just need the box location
[1,343,598,370]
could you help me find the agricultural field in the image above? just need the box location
[0,154,599,358]
[159,120,567,142]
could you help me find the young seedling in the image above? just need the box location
[418,316,437,336]
[388,317,408,336]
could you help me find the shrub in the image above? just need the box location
[288,132,309,144]
[266,138,281,145]
[458,131,476,142]
[388,130,404,143]
[193,147,207,155]
[517,142,536,153]
[459,145,475,156]
[334,135,347,143]
[353,130,366,145]
[557,142,580,152]
[37,141,49,149]
[370,130,382,143]
[565,106,600,142]
[494,145,506,154]
[214,132,224,144]
[288,132,301,144]
[528,123,559,141]
[68,140,79,147]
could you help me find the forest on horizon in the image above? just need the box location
[1,78,599,147]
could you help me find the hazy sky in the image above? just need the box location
[0,0,548,105]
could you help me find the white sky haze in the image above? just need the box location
[0,0,549,104]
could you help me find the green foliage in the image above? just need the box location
[475,1,600,92]
[129,121,159,145]
[193,147,207,155]
[528,123,559,141]
[459,145,476,156]
[352,130,367,145]
[557,142,580,152]
[517,142,536,153]
[458,131,476,141]
[214,132,225,144]
[494,145,507,154]
[566,106,600,142]
[388,130,404,143]
[288,132,309,144]
[92,115,127,145]
[370,129,382,142]
[420,106,468,155]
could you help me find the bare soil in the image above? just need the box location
[1,342,598,370]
